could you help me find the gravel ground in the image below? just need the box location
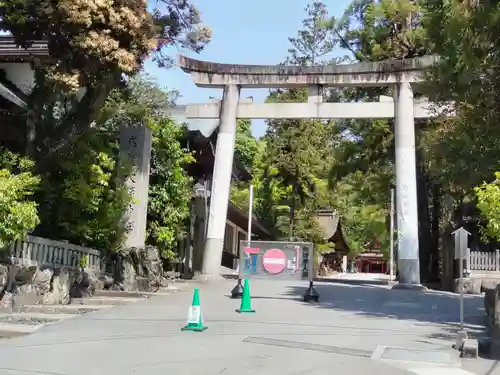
[0,331,30,339]
[0,316,56,325]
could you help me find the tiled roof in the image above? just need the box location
[0,36,48,61]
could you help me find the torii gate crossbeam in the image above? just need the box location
[179,54,441,290]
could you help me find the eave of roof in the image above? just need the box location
[0,82,25,107]
[227,201,271,239]
[0,36,48,62]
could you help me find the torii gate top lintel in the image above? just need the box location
[178,54,439,88]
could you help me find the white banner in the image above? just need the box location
[187,305,201,324]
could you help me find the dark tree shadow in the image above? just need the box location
[279,282,488,355]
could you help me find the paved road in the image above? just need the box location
[0,279,488,375]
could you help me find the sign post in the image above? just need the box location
[452,226,471,349]
[230,185,254,299]
[236,240,318,302]
[389,188,395,282]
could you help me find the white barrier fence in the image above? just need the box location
[469,250,500,272]
[8,235,103,270]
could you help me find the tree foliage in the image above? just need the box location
[254,3,339,243]
[34,111,132,251]
[31,74,194,256]
[475,172,500,243]
[0,150,40,250]
[104,74,194,257]
[0,0,210,160]
[235,119,259,172]
[148,116,194,259]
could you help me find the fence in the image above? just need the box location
[8,235,103,271]
[469,250,500,272]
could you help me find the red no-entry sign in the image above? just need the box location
[262,249,287,274]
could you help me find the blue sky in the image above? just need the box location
[144,0,352,138]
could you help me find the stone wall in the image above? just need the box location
[454,277,500,295]
[0,245,171,312]
[0,263,102,312]
[484,285,500,358]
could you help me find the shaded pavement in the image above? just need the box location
[0,279,490,375]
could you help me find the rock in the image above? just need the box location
[0,264,8,287]
[12,284,39,311]
[485,288,495,326]
[84,268,102,291]
[136,276,149,292]
[107,246,164,292]
[0,264,10,311]
[462,339,479,358]
[10,267,54,311]
[488,285,500,358]
[70,268,101,298]
[99,274,114,289]
[0,292,13,311]
[43,268,71,305]
[478,337,491,355]
[120,257,137,291]
[455,330,468,350]
[482,278,500,292]
[110,255,137,291]
[32,268,54,295]
[15,266,37,284]
[165,271,180,280]
[454,277,481,294]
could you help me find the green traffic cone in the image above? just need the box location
[181,288,208,332]
[236,279,255,313]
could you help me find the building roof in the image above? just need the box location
[227,202,271,239]
[168,105,252,181]
[0,36,48,106]
[0,36,48,62]
[315,209,349,252]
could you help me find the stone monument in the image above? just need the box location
[119,126,152,249]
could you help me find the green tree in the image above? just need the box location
[235,119,259,173]
[34,121,132,252]
[265,88,329,241]
[326,0,430,263]
[148,116,194,259]
[475,172,500,243]
[422,0,500,195]
[34,74,194,255]
[0,150,40,250]
[259,1,339,242]
[0,0,210,161]
[107,75,194,257]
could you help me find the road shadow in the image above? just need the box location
[224,294,303,302]
[282,283,487,344]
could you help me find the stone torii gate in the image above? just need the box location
[179,54,441,289]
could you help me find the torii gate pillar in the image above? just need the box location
[393,77,421,287]
[201,84,240,278]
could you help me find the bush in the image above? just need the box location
[0,151,40,249]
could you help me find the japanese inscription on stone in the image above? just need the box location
[119,126,152,248]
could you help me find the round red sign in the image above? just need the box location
[262,249,287,274]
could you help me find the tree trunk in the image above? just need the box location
[429,183,441,281]
[289,187,296,241]
[416,148,432,282]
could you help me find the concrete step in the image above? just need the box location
[20,304,115,315]
[70,296,145,306]
[93,290,151,298]
[0,312,75,325]
[0,322,41,338]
